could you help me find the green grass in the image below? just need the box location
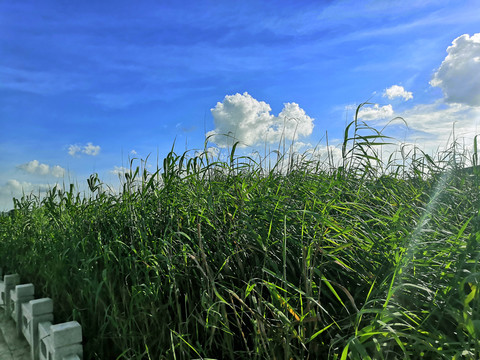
[0,108,479,359]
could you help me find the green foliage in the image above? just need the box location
[0,107,479,359]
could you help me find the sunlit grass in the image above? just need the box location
[0,106,479,359]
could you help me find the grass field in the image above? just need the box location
[1,114,479,359]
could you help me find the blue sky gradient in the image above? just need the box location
[1,0,480,210]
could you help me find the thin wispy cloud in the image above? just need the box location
[0,66,84,95]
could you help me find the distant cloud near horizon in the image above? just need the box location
[207,92,314,148]
[430,33,480,107]
[68,143,101,157]
[17,160,65,178]
[0,179,53,210]
[383,85,413,101]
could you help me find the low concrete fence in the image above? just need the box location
[0,269,83,360]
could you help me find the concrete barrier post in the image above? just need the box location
[0,273,20,314]
[39,321,83,360]
[21,298,54,360]
[10,283,35,337]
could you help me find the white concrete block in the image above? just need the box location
[10,283,35,337]
[0,273,20,312]
[51,321,82,348]
[22,298,54,360]
[39,321,83,360]
[14,283,35,297]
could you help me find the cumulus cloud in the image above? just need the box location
[348,33,480,161]
[68,145,81,156]
[17,160,66,178]
[207,92,314,148]
[83,143,101,156]
[383,85,413,101]
[68,142,101,156]
[430,33,480,107]
[357,104,394,121]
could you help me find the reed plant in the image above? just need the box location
[0,107,479,359]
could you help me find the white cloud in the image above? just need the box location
[348,33,480,162]
[357,104,394,120]
[68,145,81,156]
[390,34,480,155]
[68,142,101,157]
[110,166,129,176]
[207,92,314,148]
[83,143,101,156]
[306,144,344,167]
[380,100,480,161]
[195,147,220,159]
[0,179,54,211]
[3,179,24,193]
[383,85,413,101]
[430,33,480,107]
[17,160,66,178]
[51,165,66,178]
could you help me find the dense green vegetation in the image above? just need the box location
[1,115,479,359]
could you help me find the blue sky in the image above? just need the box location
[1,0,480,210]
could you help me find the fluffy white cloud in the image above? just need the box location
[357,104,394,120]
[68,145,81,156]
[350,33,480,162]
[83,143,101,156]
[383,85,413,101]
[17,160,66,178]
[430,33,480,107]
[207,92,314,148]
[68,142,101,156]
